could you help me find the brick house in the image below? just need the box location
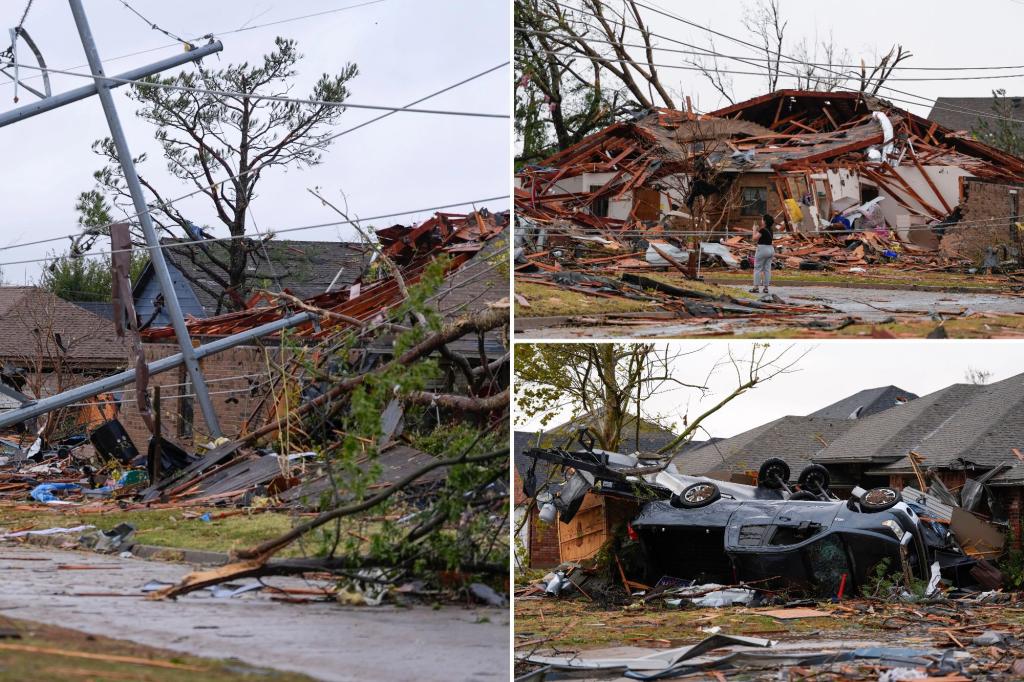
[125,217,509,449]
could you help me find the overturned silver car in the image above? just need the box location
[522,435,979,597]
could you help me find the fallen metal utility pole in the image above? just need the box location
[67,0,222,437]
[0,310,316,431]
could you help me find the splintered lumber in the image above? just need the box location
[0,643,206,671]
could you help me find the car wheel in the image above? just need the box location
[671,482,721,509]
[798,464,831,494]
[758,458,791,489]
[858,487,900,513]
[789,490,819,501]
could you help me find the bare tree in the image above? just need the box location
[742,0,787,93]
[516,0,676,117]
[859,45,913,95]
[515,343,707,452]
[791,32,852,91]
[688,0,910,102]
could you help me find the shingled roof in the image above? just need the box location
[927,96,1024,134]
[0,287,128,370]
[810,385,917,420]
[676,415,858,482]
[875,374,1024,476]
[138,239,373,316]
[814,383,982,465]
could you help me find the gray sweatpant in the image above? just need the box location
[754,244,775,287]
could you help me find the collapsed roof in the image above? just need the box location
[140,209,509,342]
[518,89,1024,223]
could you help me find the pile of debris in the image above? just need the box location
[0,209,511,600]
[515,90,1024,327]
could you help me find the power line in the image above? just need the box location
[623,0,1018,120]
[0,61,509,256]
[548,0,1024,125]
[0,194,510,268]
[516,28,1024,80]
[114,0,193,47]
[0,57,509,119]
[6,0,389,87]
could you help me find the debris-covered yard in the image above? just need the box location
[514,344,1024,680]
[515,589,1024,681]
[514,90,1024,339]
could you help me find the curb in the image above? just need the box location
[704,278,1010,295]
[10,532,231,566]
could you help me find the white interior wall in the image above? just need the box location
[875,165,968,225]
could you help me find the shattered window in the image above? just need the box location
[805,535,850,595]
[740,187,767,216]
[770,524,823,546]
[738,524,770,546]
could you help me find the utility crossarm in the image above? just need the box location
[0,40,222,129]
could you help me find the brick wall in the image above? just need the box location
[120,343,284,450]
[940,178,1023,263]
[529,509,561,568]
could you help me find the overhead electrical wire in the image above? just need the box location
[0,57,509,118]
[115,0,193,47]
[541,0,1024,125]
[515,28,1024,81]
[624,0,1024,121]
[7,0,388,85]
[0,61,509,257]
[0,193,510,268]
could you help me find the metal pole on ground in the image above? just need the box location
[68,0,222,437]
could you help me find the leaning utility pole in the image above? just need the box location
[62,0,223,437]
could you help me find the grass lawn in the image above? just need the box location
[0,506,310,557]
[515,275,758,319]
[0,617,315,681]
[515,281,661,318]
[514,597,851,651]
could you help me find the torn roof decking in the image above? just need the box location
[140,210,508,343]
[517,89,1024,219]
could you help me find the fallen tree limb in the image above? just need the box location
[241,306,509,445]
[150,447,507,599]
[402,387,509,412]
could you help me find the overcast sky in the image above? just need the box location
[602,0,1024,115]
[515,341,1024,440]
[516,0,1024,135]
[0,0,509,284]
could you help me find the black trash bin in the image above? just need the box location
[89,419,139,464]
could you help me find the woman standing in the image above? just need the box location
[751,213,775,294]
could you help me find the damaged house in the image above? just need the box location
[122,209,511,449]
[133,239,373,326]
[518,375,1024,594]
[516,89,1024,267]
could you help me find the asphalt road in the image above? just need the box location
[0,544,508,682]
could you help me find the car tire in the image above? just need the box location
[758,458,791,489]
[671,482,721,509]
[798,464,831,494]
[789,490,819,501]
[857,487,901,513]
